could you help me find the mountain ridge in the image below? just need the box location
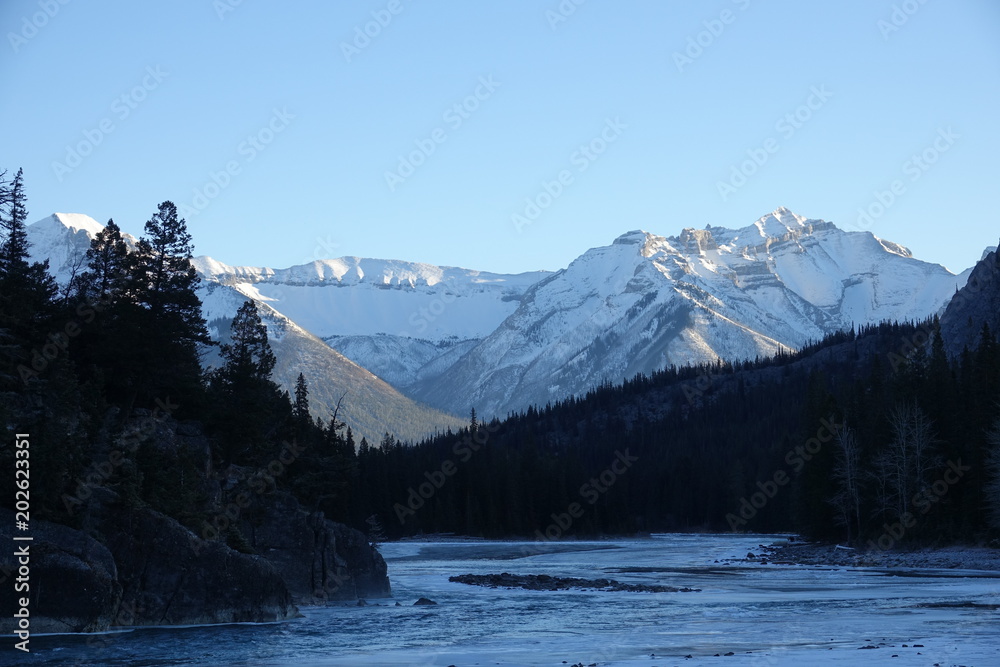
[28,208,980,425]
[411,209,974,417]
[26,214,460,444]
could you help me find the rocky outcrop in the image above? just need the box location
[240,492,391,604]
[105,413,390,610]
[941,243,1000,357]
[99,505,297,626]
[0,508,121,634]
[449,572,700,593]
[0,503,297,634]
[677,228,718,254]
[0,407,392,633]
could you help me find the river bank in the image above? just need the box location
[753,537,1000,571]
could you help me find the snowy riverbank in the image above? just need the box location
[756,538,1000,571]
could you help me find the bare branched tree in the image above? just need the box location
[869,402,938,521]
[829,423,863,543]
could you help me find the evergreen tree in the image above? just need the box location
[72,220,142,398]
[294,373,311,426]
[209,299,286,464]
[0,168,58,387]
[0,168,86,522]
[130,201,211,406]
[76,220,132,303]
[217,300,275,384]
[828,423,862,543]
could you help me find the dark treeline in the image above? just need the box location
[3,167,999,551]
[351,320,1000,545]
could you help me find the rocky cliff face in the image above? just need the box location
[0,413,392,635]
[100,505,298,626]
[0,508,120,633]
[0,505,296,635]
[941,243,1000,357]
[242,493,391,604]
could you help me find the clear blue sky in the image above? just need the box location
[2,0,998,274]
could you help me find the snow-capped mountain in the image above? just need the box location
[191,255,549,389]
[29,208,977,430]
[26,214,461,444]
[412,208,973,417]
[28,213,110,285]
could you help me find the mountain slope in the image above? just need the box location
[413,208,971,417]
[191,256,549,390]
[29,208,976,426]
[27,215,460,443]
[940,241,1000,357]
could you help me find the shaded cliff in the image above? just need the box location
[0,505,294,634]
[241,492,390,604]
[0,411,391,635]
[941,243,1000,356]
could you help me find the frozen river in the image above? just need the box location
[17,534,1000,666]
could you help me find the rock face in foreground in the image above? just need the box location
[101,506,297,626]
[0,410,393,634]
[0,508,120,633]
[241,493,391,604]
[0,506,297,634]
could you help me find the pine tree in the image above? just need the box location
[0,169,86,522]
[77,220,133,303]
[828,423,863,543]
[130,201,211,405]
[210,300,286,464]
[71,219,144,398]
[365,514,386,548]
[0,169,31,272]
[294,373,310,425]
[0,168,58,388]
[217,300,276,384]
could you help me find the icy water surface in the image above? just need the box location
[12,534,1000,666]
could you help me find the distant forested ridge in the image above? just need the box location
[352,254,1000,546]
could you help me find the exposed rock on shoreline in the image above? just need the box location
[449,572,700,593]
[733,539,1000,571]
[0,506,296,634]
[0,508,120,633]
[101,505,297,626]
[240,492,391,605]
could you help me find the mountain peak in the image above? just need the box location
[612,230,649,245]
[751,206,808,236]
[696,208,820,251]
[34,212,105,237]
